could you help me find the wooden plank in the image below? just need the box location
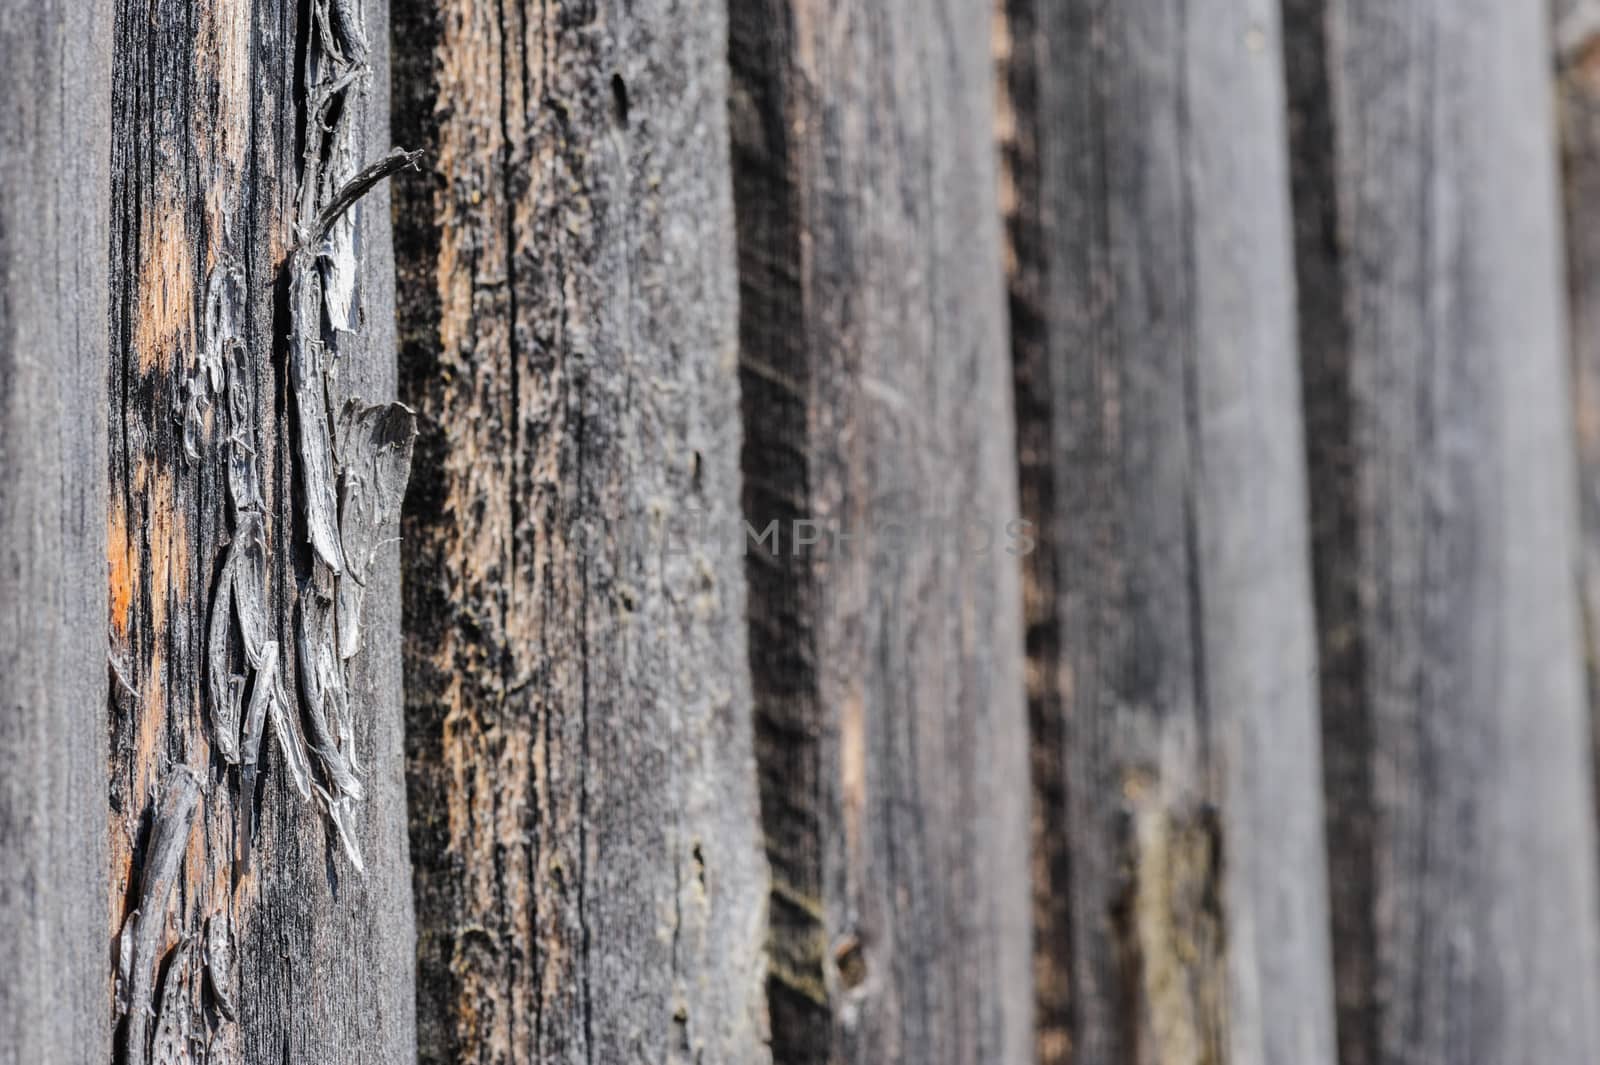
[1286,2,1600,1062]
[998,0,1339,1062]
[729,0,1035,1061]
[106,0,418,1060]
[391,0,772,1060]
[0,0,113,1061]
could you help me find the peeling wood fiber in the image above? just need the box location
[0,0,113,1061]
[729,0,1034,1062]
[107,0,417,1059]
[999,0,1339,1062]
[393,0,770,1061]
[1286,1,1600,1062]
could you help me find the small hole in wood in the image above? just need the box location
[611,73,631,128]
[834,935,867,990]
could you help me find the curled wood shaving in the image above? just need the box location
[118,770,201,1065]
[203,909,237,1022]
[336,400,418,660]
[192,0,418,909]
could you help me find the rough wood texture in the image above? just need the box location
[106,0,417,1060]
[392,0,770,1061]
[999,1,1339,1063]
[0,0,112,1062]
[1287,2,1600,1063]
[729,1,1034,1062]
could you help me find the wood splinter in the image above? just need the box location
[116,770,201,1065]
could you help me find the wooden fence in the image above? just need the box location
[3,0,1599,1062]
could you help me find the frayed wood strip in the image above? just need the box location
[118,770,201,1065]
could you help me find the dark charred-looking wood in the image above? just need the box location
[107,0,417,1060]
[729,0,1035,1062]
[1288,2,1600,1063]
[1000,0,1339,1062]
[994,4,1068,1063]
[393,0,770,1061]
[0,0,113,1060]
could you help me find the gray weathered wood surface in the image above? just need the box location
[105,0,418,1060]
[730,0,1035,1061]
[0,0,112,1062]
[999,1,1340,1063]
[392,0,771,1061]
[15,1,1600,1062]
[1287,2,1600,1063]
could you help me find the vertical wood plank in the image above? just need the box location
[106,0,419,1059]
[730,0,1035,1061]
[998,0,1339,1062]
[0,0,112,1061]
[393,0,771,1060]
[1287,2,1600,1062]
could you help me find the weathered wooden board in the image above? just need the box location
[1287,2,1600,1062]
[0,0,113,1062]
[106,0,418,1060]
[998,0,1339,1062]
[729,1,1034,1062]
[392,0,771,1061]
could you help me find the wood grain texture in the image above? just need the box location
[729,1,1034,1062]
[106,0,417,1060]
[1000,0,1339,1062]
[392,0,771,1061]
[0,0,112,1061]
[1287,2,1600,1063]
